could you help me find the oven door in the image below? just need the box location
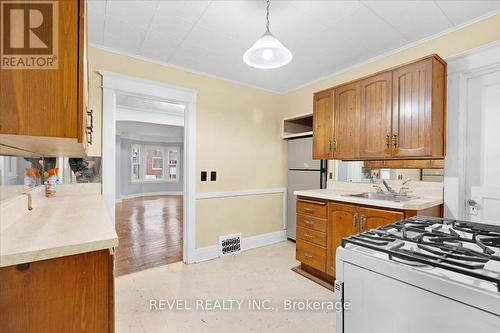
[339,261,500,333]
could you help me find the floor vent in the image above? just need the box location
[219,233,241,256]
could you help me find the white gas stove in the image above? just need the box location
[335,216,500,333]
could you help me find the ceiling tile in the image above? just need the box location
[87,9,105,44]
[362,1,453,41]
[154,0,211,23]
[106,0,159,29]
[436,1,500,25]
[87,0,106,14]
[104,16,147,53]
[89,1,500,92]
[139,30,183,62]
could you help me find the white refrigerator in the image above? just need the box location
[286,137,326,240]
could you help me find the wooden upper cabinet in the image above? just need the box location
[326,202,358,277]
[312,54,446,161]
[0,0,90,157]
[0,0,78,138]
[334,82,360,159]
[312,89,334,159]
[392,57,446,158]
[359,72,392,158]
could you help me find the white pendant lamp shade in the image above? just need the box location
[243,31,292,69]
[243,0,292,69]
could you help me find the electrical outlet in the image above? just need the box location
[210,171,217,181]
[201,171,207,182]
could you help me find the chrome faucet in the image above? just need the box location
[398,179,412,196]
[382,180,395,194]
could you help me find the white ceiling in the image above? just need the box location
[88,0,500,93]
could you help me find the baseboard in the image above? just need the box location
[116,191,183,202]
[194,230,287,263]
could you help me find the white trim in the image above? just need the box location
[116,191,183,202]
[194,230,287,263]
[445,42,500,220]
[196,188,288,230]
[100,70,197,264]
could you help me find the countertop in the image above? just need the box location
[294,188,443,211]
[0,193,118,267]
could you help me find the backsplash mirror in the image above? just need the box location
[334,160,444,183]
[0,155,101,201]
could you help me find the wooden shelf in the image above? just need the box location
[282,113,313,139]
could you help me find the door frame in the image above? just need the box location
[100,71,197,264]
[445,41,500,220]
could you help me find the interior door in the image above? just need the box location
[312,90,334,160]
[359,72,392,158]
[327,202,358,277]
[392,59,433,157]
[334,82,360,159]
[465,69,500,225]
[358,207,404,231]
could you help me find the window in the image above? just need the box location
[131,144,180,183]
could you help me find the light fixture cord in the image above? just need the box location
[266,0,270,32]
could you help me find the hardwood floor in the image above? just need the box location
[115,195,183,276]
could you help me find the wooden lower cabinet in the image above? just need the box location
[0,250,114,333]
[325,203,359,276]
[295,196,443,287]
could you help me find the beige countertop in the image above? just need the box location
[0,192,118,267]
[294,188,443,211]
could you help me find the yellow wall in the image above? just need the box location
[89,14,500,248]
[281,13,500,118]
[88,47,286,248]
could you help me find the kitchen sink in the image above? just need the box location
[343,192,418,202]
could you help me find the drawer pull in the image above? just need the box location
[304,208,315,213]
[298,199,327,206]
[304,233,314,239]
[303,252,313,259]
[304,220,314,225]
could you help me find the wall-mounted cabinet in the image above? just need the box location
[0,0,93,157]
[312,55,446,161]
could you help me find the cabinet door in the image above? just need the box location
[327,202,359,277]
[334,82,360,159]
[392,59,433,157]
[358,207,404,231]
[312,90,334,159]
[0,0,79,138]
[359,72,392,158]
[0,250,111,332]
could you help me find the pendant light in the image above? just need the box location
[243,0,292,69]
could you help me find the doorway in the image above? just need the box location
[100,71,197,264]
[446,42,500,224]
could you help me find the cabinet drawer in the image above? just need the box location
[297,226,326,247]
[296,240,326,272]
[296,214,327,232]
[296,198,327,218]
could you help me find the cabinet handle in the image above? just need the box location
[392,134,398,148]
[304,208,315,213]
[16,263,30,271]
[360,216,367,231]
[304,252,313,259]
[303,233,314,239]
[353,213,359,229]
[303,220,314,225]
[332,139,337,151]
[329,140,332,151]
[385,133,390,148]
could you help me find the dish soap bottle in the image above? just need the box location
[45,168,59,197]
